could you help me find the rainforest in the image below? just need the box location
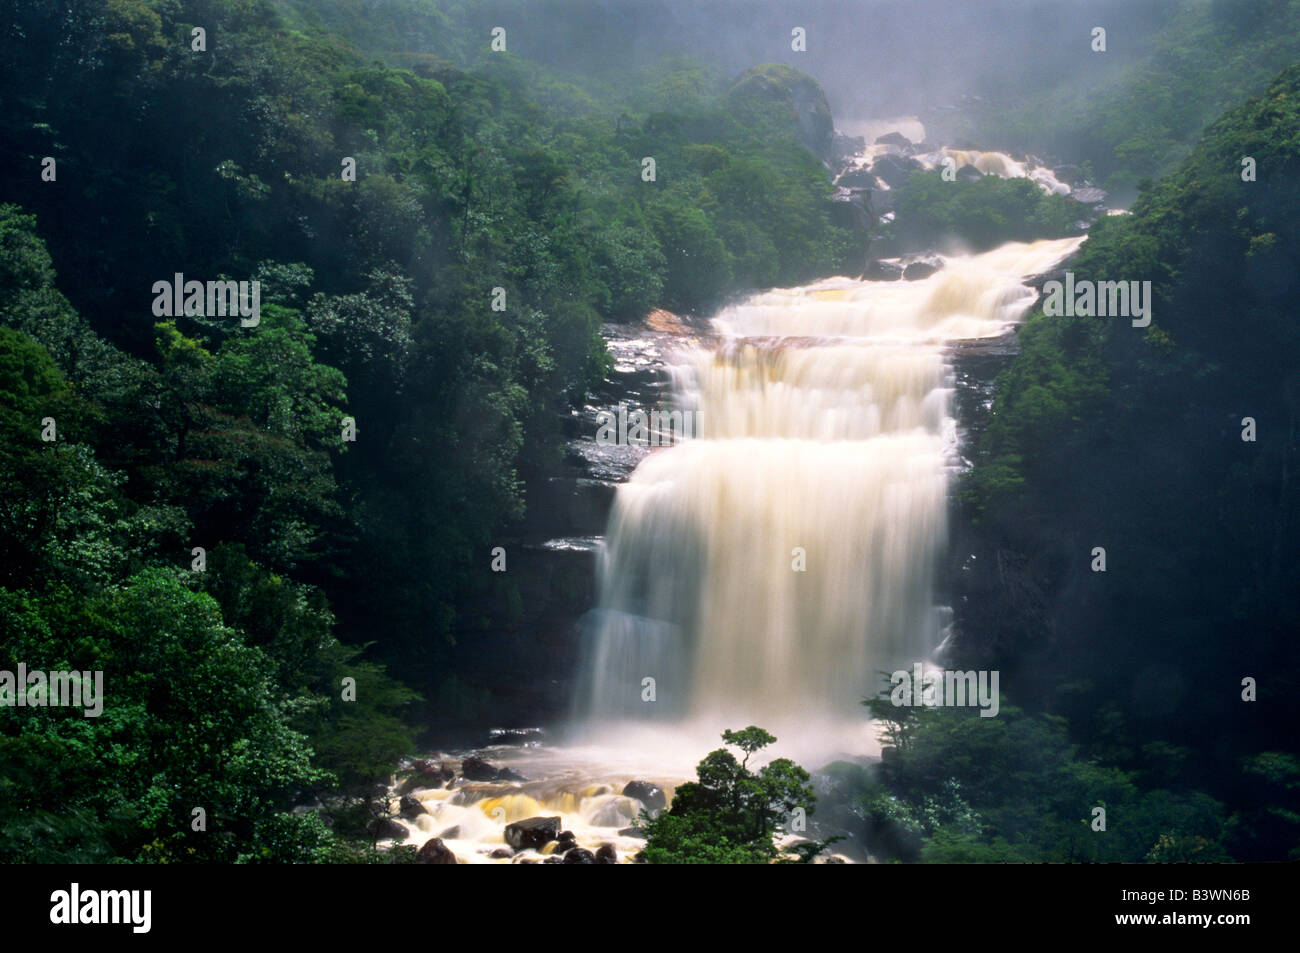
[0,0,1297,879]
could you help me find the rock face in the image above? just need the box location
[621,780,667,812]
[504,815,562,851]
[416,838,457,864]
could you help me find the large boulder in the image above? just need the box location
[399,794,428,819]
[724,64,834,160]
[595,843,618,865]
[835,166,877,189]
[504,816,562,851]
[399,758,455,793]
[831,188,871,231]
[874,131,914,149]
[621,780,667,812]
[416,838,457,864]
[368,817,408,841]
[903,256,945,281]
[561,848,597,864]
[865,259,903,281]
[461,756,528,783]
[870,154,922,189]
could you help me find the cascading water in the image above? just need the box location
[385,228,1085,864]
[573,237,1084,763]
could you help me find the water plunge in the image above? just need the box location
[573,237,1084,764]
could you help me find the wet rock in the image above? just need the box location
[487,727,545,746]
[831,188,871,231]
[835,166,876,189]
[438,826,460,840]
[870,153,921,188]
[1072,186,1108,204]
[461,756,528,783]
[903,257,944,281]
[874,131,914,149]
[416,837,457,864]
[460,756,499,781]
[399,759,455,793]
[489,846,515,859]
[399,794,428,819]
[595,843,618,864]
[831,131,866,164]
[368,817,408,841]
[621,780,667,812]
[505,815,562,851]
[555,830,578,854]
[864,259,903,281]
[562,848,597,864]
[617,826,647,839]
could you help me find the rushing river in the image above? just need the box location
[387,180,1084,863]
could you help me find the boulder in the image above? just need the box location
[874,131,914,148]
[399,794,428,819]
[562,848,597,864]
[461,756,528,783]
[400,759,455,793]
[489,846,515,859]
[835,166,876,189]
[903,257,944,281]
[504,815,562,851]
[555,830,578,854]
[870,153,921,188]
[368,817,408,841]
[621,780,667,812]
[865,260,903,281]
[831,189,871,231]
[595,843,618,865]
[416,837,457,864]
[955,163,984,183]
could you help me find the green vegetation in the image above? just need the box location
[641,727,834,863]
[888,171,1085,253]
[953,0,1300,194]
[953,64,1300,862]
[861,687,1232,862]
[0,0,862,862]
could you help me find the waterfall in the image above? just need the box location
[573,237,1084,759]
